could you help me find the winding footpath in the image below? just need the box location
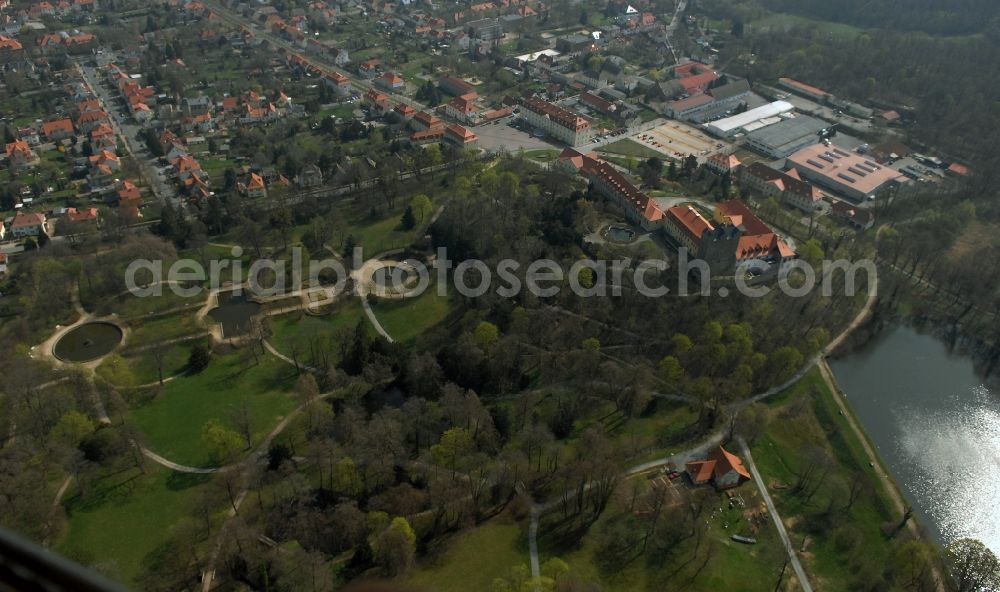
[525,272,880,590]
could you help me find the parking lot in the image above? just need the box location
[631,120,725,159]
[475,119,555,153]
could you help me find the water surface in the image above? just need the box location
[53,322,123,362]
[208,291,261,338]
[830,325,1000,553]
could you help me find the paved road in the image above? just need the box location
[738,437,813,592]
[74,61,177,204]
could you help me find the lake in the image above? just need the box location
[829,324,1000,554]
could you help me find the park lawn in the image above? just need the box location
[127,338,206,385]
[348,212,420,255]
[369,287,452,344]
[58,465,213,587]
[409,521,527,592]
[750,370,900,590]
[97,339,201,387]
[266,298,368,361]
[128,352,299,468]
[126,311,206,348]
[102,288,206,320]
[522,149,560,162]
[318,104,357,120]
[599,138,663,160]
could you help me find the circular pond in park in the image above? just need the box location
[53,322,123,363]
[371,265,417,290]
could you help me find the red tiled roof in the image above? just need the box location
[11,211,45,229]
[667,205,714,241]
[522,96,589,132]
[41,118,73,137]
[685,460,715,483]
[708,445,751,481]
[716,199,772,236]
[779,77,831,98]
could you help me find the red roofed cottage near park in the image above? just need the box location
[685,445,751,490]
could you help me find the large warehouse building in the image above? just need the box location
[744,115,829,159]
[785,143,906,202]
[703,100,794,138]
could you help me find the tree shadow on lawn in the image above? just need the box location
[65,466,145,514]
[165,471,211,491]
[537,512,599,556]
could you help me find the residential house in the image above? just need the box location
[0,34,23,56]
[88,149,120,171]
[5,139,39,169]
[66,206,99,224]
[9,211,46,237]
[239,172,267,198]
[323,71,352,96]
[358,58,380,78]
[75,109,109,133]
[392,102,416,121]
[294,164,323,188]
[364,89,391,114]
[41,118,74,141]
[17,125,40,146]
[116,178,142,213]
[445,92,478,123]
[685,445,751,490]
[376,72,404,91]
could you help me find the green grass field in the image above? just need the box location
[409,522,527,592]
[125,311,207,349]
[599,139,663,160]
[128,352,299,467]
[522,149,561,162]
[750,367,901,590]
[369,287,453,344]
[98,289,206,320]
[349,213,420,255]
[58,465,213,586]
[97,338,204,387]
[318,104,357,120]
[266,298,368,363]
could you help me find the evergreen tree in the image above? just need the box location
[400,205,416,230]
[189,343,211,372]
